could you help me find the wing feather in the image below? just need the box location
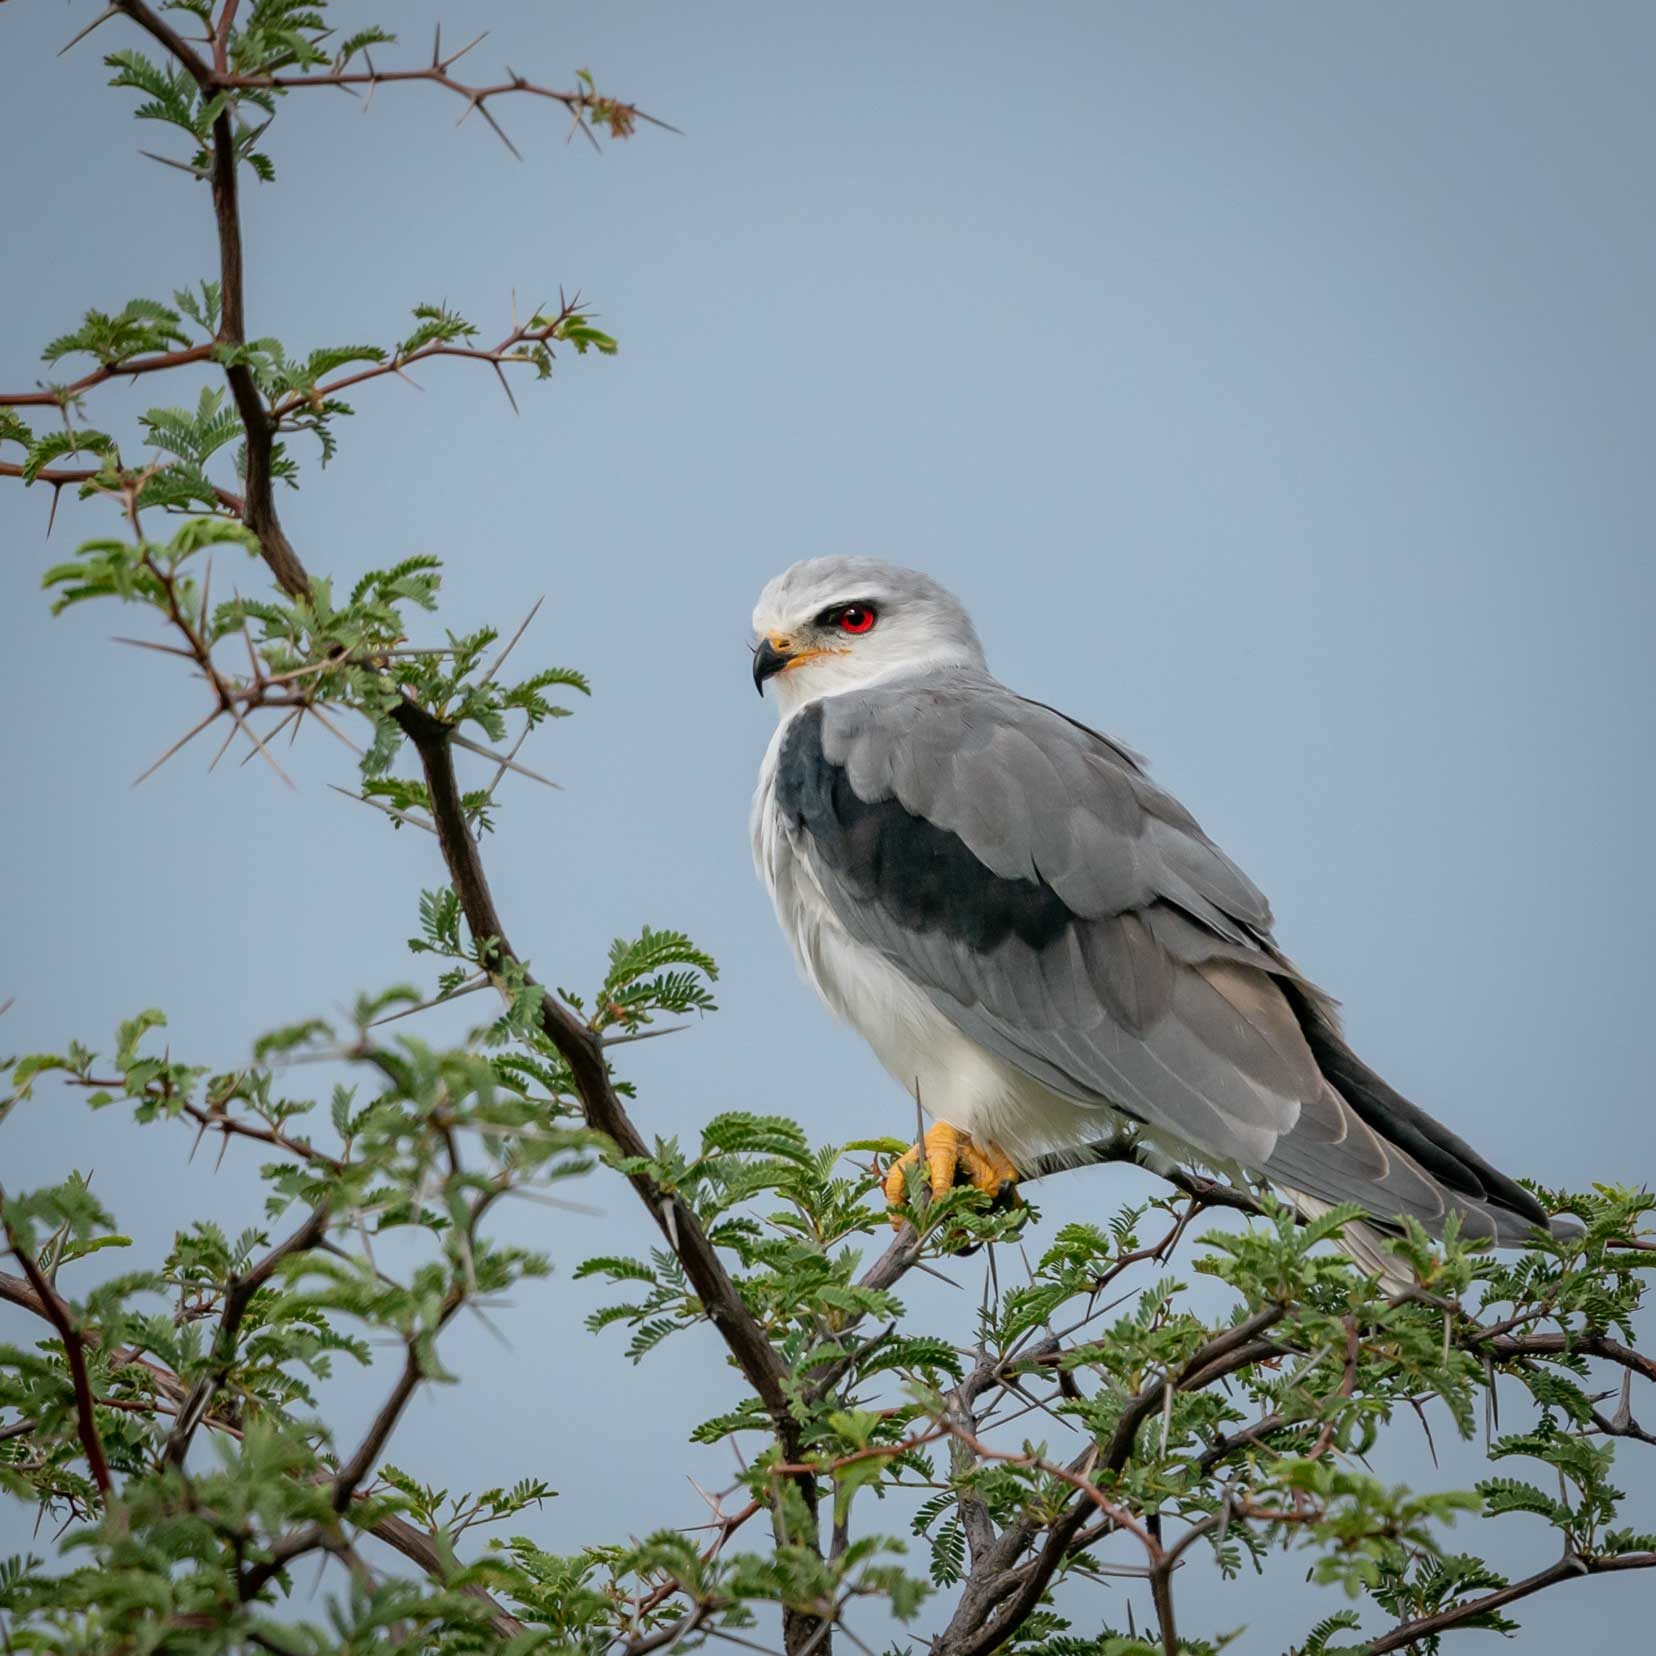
[775,675,1554,1243]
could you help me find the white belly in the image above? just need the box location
[753,740,1101,1166]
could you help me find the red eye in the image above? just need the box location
[837,605,877,635]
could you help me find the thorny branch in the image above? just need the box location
[1365,1548,1656,1653]
[0,341,216,409]
[0,1187,113,1501]
[0,457,244,533]
[394,702,832,1656]
[162,1203,330,1468]
[1,1,643,591]
[2,8,642,560]
[31,28,815,1649]
[4,8,1652,1656]
[0,1263,528,1638]
[267,298,590,422]
[219,25,672,153]
[2,9,762,1635]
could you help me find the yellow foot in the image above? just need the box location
[882,1122,1020,1222]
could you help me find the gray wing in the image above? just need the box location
[775,672,1552,1244]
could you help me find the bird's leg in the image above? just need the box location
[882,1121,1020,1219]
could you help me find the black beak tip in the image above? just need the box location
[752,638,788,695]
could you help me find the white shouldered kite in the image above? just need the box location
[750,556,1568,1260]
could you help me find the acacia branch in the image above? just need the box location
[0,1272,221,1415]
[213,0,238,76]
[237,1169,504,1601]
[109,0,663,169]
[387,697,833,1656]
[0,458,244,521]
[848,1143,1262,1338]
[80,0,761,1589]
[936,1270,1656,1656]
[181,1098,344,1170]
[372,1511,526,1638]
[9,15,730,1643]
[103,526,310,786]
[205,114,306,599]
[931,1303,1288,1656]
[212,36,670,153]
[98,3,303,594]
[806,1150,1280,1653]
[0,1267,523,1635]
[0,341,216,408]
[2,4,653,562]
[1366,1549,1656,1653]
[163,1202,330,1467]
[0,8,299,589]
[0,459,103,487]
[111,0,213,83]
[0,1187,113,1499]
[330,1302,454,1516]
[267,298,585,423]
[1481,1330,1656,1386]
[394,702,811,1456]
[1027,1137,1275,1220]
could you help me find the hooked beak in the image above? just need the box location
[752,635,793,696]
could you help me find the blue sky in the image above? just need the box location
[2,2,1652,1647]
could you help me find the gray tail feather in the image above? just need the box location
[1272,975,1575,1250]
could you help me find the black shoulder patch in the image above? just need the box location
[775,701,1074,954]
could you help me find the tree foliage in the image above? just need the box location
[1,6,1651,1655]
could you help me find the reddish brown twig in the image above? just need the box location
[1304,1315,1361,1462]
[162,1202,330,1467]
[110,0,206,77]
[1481,1330,1656,1385]
[267,301,587,424]
[0,459,105,488]
[0,1185,113,1499]
[626,1495,760,1635]
[393,702,816,1486]
[108,0,668,160]
[0,342,215,409]
[928,1301,1289,1656]
[212,0,238,75]
[0,1264,524,1635]
[0,457,243,509]
[85,5,302,593]
[1366,1549,1656,1653]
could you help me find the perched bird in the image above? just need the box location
[750,555,1566,1263]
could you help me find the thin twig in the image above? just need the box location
[0,1185,113,1498]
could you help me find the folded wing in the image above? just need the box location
[775,674,1552,1244]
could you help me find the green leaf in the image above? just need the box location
[700,1112,811,1164]
[20,429,116,485]
[550,316,619,356]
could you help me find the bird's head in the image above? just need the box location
[750,557,986,714]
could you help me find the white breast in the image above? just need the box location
[751,719,1100,1165]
